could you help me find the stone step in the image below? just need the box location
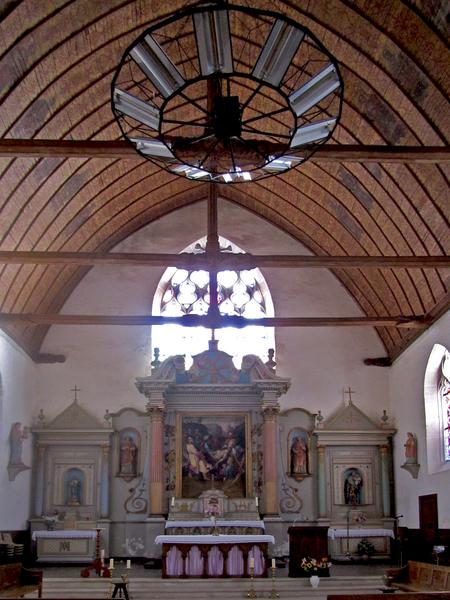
[34,575,386,600]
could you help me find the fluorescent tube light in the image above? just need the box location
[130,138,175,159]
[289,64,340,117]
[194,9,233,75]
[264,155,302,171]
[130,35,184,98]
[114,88,160,130]
[252,20,304,86]
[187,168,210,179]
[222,173,233,182]
[290,118,336,147]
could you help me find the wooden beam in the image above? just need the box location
[0,313,429,328]
[0,139,448,163]
[0,251,448,269]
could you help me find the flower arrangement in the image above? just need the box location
[357,538,375,556]
[299,557,331,575]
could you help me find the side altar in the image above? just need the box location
[135,340,290,570]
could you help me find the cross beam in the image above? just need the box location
[0,139,448,163]
[0,251,448,269]
[0,313,429,328]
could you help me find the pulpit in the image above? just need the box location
[288,526,329,577]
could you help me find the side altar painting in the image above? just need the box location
[177,413,250,498]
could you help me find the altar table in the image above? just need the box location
[155,534,275,578]
[32,530,97,563]
[327,528,394,539]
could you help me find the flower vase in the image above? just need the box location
[310,575,320,588]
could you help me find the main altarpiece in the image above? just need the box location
[29,341,396,569]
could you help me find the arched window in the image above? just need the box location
[151,236,275,367]
[424,344,450,473]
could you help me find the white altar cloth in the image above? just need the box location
[165,520,265,530]
[327,528,394,539]
[156,534,274,544]
[32,530,98,541]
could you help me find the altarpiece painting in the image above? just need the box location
[176,413,251,498]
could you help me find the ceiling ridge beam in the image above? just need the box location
[0,139,448,163]
[0,251,448,268]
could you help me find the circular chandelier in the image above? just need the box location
[111,2,343,183]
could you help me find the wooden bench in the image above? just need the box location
[0,562,42,598]
[386,560,450,592]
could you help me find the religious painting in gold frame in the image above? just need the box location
[176,412,251,498]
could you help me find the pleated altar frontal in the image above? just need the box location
[155,534,274,578]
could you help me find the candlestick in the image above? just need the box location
[100,549,105,559]
[269,562,279,599]
[247,561,257,599]
[126,559,131,569]
[255,496,259,507]
[171,496,175,507]
[109,558,114,569]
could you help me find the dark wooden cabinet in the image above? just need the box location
[288,526,329,577]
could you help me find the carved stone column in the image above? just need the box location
[147,405,165,516]
[317,445,327,518]
[262,405,280,516]
[100,444,110,518]
[34,445,46,516]
[379,445,391,517]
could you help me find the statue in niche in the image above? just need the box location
[287,428,309,480]
[64,468,84,505]
[344,468,363,505]
[118,429,139,478]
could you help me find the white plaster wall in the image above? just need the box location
[389,310,450,529]
[36,199,389,425]
[0,331,35,530]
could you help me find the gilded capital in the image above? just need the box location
[262,405,280,422]
[147,404,165,422]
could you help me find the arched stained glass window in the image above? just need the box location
[439,351,450,462]
[151,236,275,367]
[424,344,450,473]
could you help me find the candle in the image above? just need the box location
[272,558,276,569]
[255,496,259,507]
[249,557,255,569]
[126,559,131,569]
[171,497,175,507]
[100,549,105,559]
[109,558,114,569]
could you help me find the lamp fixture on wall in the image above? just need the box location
[112,1,343,183]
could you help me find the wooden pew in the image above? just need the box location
[0,562,42,598]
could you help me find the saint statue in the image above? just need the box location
[120,434,138,476]
[290,435,308,476]
[404,432,417,464]
[67,477,82,505]
[344,468,363,505]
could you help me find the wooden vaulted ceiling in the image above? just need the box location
[0,0,449,363]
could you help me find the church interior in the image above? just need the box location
[0,0,449,597]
